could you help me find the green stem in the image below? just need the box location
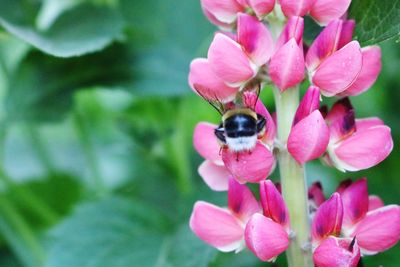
[273,87,313,267]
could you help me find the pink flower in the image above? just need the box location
[307,19,382,97]
[323,98,393,172]
[190,178,261,252]
[310,0,352,25]
[279,0,316,18]
[245,180,290,261]
[269,17,305,91]
[287,86,330,164]
[311,193,361,267]
[337,178,400,255]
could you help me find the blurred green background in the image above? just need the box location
[0,0,398,266]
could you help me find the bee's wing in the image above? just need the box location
[192,84,226,115]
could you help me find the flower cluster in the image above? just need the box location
[188,0,399,265]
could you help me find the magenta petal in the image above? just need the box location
[313,237,361,267]
[189,58,239,102]
[228,178,260,222]
[276,16,304,50]
[269,38,305,92]
[368,195,384,211]
[312,41,362,97]
[237,13,274,66]
[190,201,244,252]
[198,160,229,191]
[310,0,351,25]
[325,98,355,142]
[334,125,393,171]
[249,0,275,18]
[208,33,256,85]
[193,122,222,164]
[355,117,384,132]
[312,193,343,243]
[279,0,315,17]
[309,182,326,207]
[340,178,369,229]
[260,180,290,228]
[352,205,400,255]
[201,0,243,24]
[340,46,382,96]
[337,20,356,50]
[288,110,329,164]
[222,142,275,183]
[293,86,321,125]
[245,214,290,262]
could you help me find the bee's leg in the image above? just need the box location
[236,152,239,161]
[214,125,226,144]
[256,114,266,133]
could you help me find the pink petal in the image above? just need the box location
[340,178,369,229]
[202,8,232,28]
[242,92,276,146]
[228,178,261,222]
[245,214,290,262]
[352,205,400,255]
[313,237,360,267]
[288,110,329,164]
[189,58,239,103]
[293,86,321,125]
[340,46,382,96]
[279,0,315,17]
[201,0,244,24]
[276,16,304,50]
[249,0,275,18]
[312,41,362,97]
[312,193,343,244]
[193,122,222,164]
[198,160,229,191]
[208,33,256,86]
[222,142,275,183]
[309,182,326,207]
[260,180,290,229]
[334,125,393,171]
[310,0,352,25]
[306,19,355,71]
[326,98,356,143]
[269,38,305,92]
[368,195,384,211]
[355,117,384,132]
[237,13,274,66]
[236,0,249,7]
[190,201,244,252]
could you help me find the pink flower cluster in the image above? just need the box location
[188,0,399,265]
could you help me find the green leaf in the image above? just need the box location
[45,197,216,267]
[349,0,400,45]
[0,1,124,57]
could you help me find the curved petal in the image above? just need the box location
[279,0,315,17]
[222,142,275,183]
[269,38,305,92]
[245,214,290,262]
[228,178,261,222]
[310,0,351,25]
[334,125,393,171]
[237,13,274,66]
[340,46,382,96]
[312,41,362,97]
[276,16,304,50]
[288,110,329,164]
[208,33,256,86]
[309,182,326,207]
[189,58,239,102]
[355,117,384,131]
[249,0,275,18]
[368,195,384,211]
[201,0,244,24]
[352,205,400,255]
[190,201,244,252]
[198,160,229,191]
[313,237,360,267]
[202,7,232,28]
[293,86,321,125]
[193,122,222,164]
[340,178,369,229]
[312,193,343,244]
[326,98,356,142]
[260,180,290,229]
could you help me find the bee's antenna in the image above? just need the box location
[253,83,261,111]
[193,84,224,115]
